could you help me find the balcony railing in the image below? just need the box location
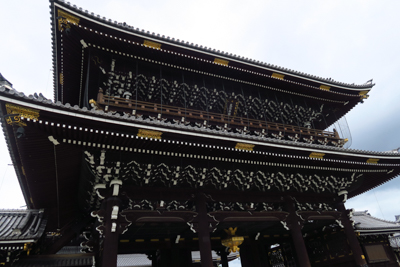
[96,90,346,147]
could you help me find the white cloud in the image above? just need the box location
[347,188,400,221]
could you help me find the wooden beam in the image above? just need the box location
[43,216,93,255]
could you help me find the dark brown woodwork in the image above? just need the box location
[149,251,157,267]
[251,239,264,267]
[171,245,181,267]
[121,186,337,205]
[218,249,229,267]
[285,198,312,267]
[121,210,197,223]
[97,92,342,144]
[336,202,368,267]
[101,197,121,267]
[209,211,289,223]
[239,243,254,267]
[195,193,214,267]
[258,243,270,267]
[297,210,342,221]
[158,249,172,267]
[43,217,92,255]
[177,248,193,267]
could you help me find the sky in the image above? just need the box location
[1,1,400,264]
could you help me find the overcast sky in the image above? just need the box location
[1,0,400,250]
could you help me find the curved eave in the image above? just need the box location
[356,228,400,235]
[50,0,374,103]
[1,88,400,200]
[2,89,399,160]
[0,209,47,243]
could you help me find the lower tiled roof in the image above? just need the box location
[352,210,400,234]
[14,254,94,267]
[0,209,46,243]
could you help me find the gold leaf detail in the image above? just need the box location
[221,236,244,253]
[320,85,331,91]
[214,58,229,66]
[143,40,161,49]
[272,73,284,80]
[366,158,379,164]
[221,227,244,253]
[60,73,64,85]
[21,166,26,176]
[224,227,238,236]
[309,152,325,159]
[137,129,162,140]
[5,115,27,127]
[5,103,39,126]
[57,9,80,32]
[235,143,254,151]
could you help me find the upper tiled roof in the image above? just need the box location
[0,73,12,88]
[50,0,375,93]
[352,211,400,234]
[0,209,46,243]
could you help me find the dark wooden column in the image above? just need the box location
[239,242,254,267]
[159,249,172,267]
[258,243,270,267]
[285,199,311,267]
[101,196,121,267]
[172,245,192,267]
[149,251,158,267]
[336,202,368,267]
[179,248,193,267]
[195,193,214,267]
[240,239,263,267]
[171,245,180,267]
[250,239,263,267]
[218,249,229,267]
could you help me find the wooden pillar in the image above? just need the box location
[258,243,270,267]
[250,239,263,267]
[240,239,263,267]
[196,193,214,267]
[101,197,121,267]
[285,199,311,267]
[172,245,181,267]
[219,249,229,267]
[159,249,172,267]
[179,248,193,267]
[336,202,368,267]
[150,251,158,267]
[239,242,254,267]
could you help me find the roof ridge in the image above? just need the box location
[354,210,399,225]
[52,0,375,90]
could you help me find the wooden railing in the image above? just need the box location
[97,91,343,145]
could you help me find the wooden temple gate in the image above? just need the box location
[1,1,400,266]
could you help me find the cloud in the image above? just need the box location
[347,187,400,221]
